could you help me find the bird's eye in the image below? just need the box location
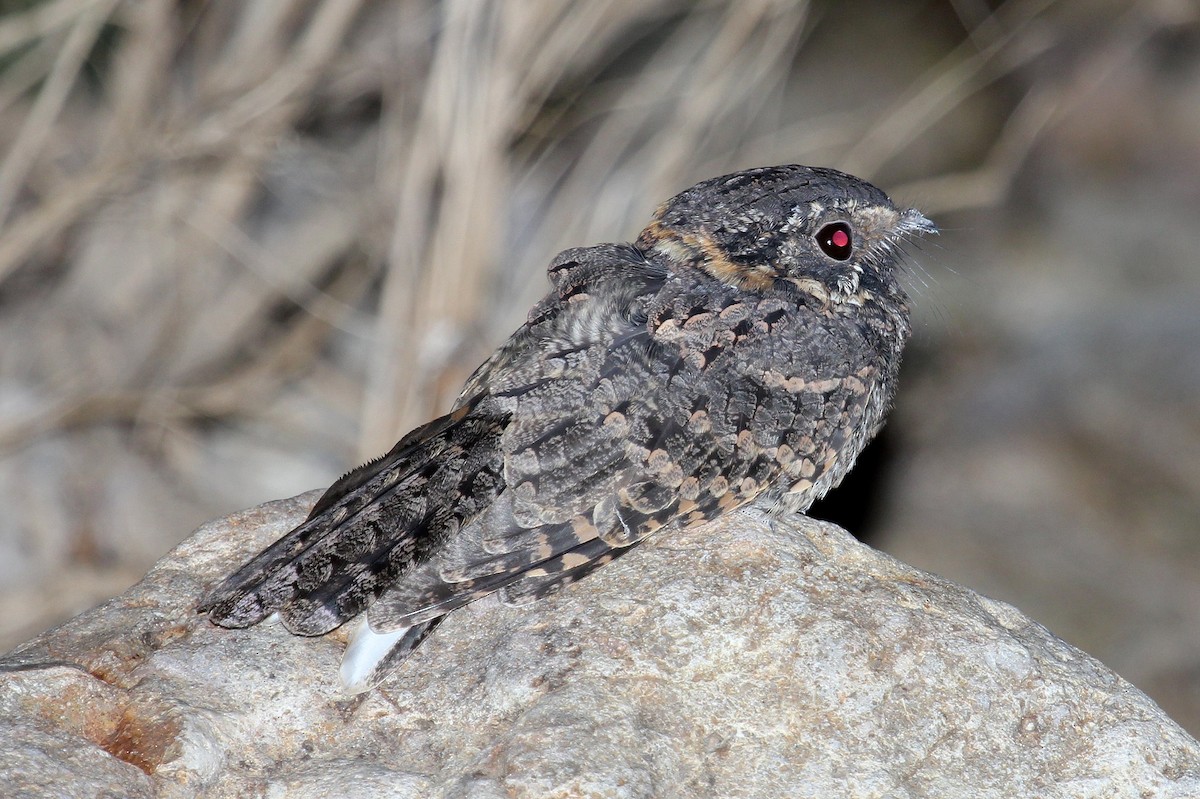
[816,222,853,261]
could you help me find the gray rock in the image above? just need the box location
[2,492,1198,798]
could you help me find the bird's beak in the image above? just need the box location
[900,209,938,235]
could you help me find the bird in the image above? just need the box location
[200,164,936,693]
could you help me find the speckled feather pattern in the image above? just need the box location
[200,164,935,686]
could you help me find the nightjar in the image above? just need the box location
[201,165,936,692]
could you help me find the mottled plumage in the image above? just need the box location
[201,165,936,691]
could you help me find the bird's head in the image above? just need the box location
[635,165,935,308]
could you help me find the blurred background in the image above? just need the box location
[0,0,1197,732]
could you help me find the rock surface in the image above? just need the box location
[2,492,1198,798]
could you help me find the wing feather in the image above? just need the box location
[203,406,506,635]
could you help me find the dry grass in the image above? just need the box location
[0,0,1190,653]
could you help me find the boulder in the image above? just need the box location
[3,492,1198,798]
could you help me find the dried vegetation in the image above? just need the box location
[1,0,1196,729]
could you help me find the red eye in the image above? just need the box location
[816,222,853,260]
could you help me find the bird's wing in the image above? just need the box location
[202,244,660,637]
[366,282,877,633]
[361,247,668,630]
[200,398,509,636]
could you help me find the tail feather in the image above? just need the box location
[499,539,632,605]
[339,534,617,693]
[439,513,595,582]
[278,512,459,637]
[206,411,477,624]
[202,476,428,631]
[202,407,504,635]
[198,511,348,628]
[340,616,443,694]
[368,535,620,629]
